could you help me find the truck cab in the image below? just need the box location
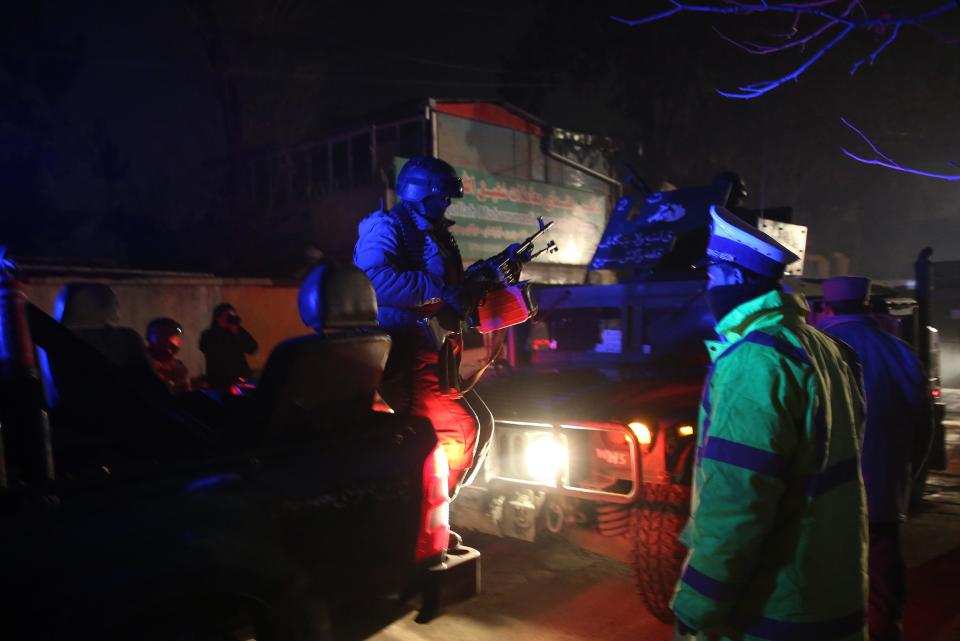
[457,179,944,622]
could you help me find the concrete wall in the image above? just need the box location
[21,259,584,387]
[23,271,305,379]
[218,283,304,372]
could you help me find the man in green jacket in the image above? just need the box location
[671,205,868,641]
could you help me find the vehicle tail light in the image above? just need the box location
[416,444,450,563]
[932,388,942,399]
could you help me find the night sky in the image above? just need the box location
[2,1,958,278]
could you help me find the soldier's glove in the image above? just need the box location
[465,259,494,282]
[441,278,488,319]
[494,243,531,285]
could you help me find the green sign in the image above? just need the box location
[395,159,608,264]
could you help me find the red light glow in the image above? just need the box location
[416,445,451,563]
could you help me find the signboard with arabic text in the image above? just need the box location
[589,183,728,276]
[394,158,608,264]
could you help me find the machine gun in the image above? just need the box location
[466,216,557,288]
[466,216,558,334]
[419,216,557,350]
[418,216,558,381]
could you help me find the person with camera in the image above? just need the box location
[199,303,258,394]
[816,276,933,641]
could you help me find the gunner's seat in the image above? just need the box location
[53,283,160,389]
[44,282,166,408]
[254,262,391,434]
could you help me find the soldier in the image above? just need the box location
[353,156,496,513]
[817,276,933,641]
[146,317,191,395]
[671,206,868,641]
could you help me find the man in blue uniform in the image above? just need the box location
[816,276,933,641]
[353,156,495,505]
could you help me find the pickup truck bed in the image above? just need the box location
[0,302,478,640]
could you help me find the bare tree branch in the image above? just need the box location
[612,2,960,98]
[711,17,838,55]
[718,23,854,98]
[710,0,861,55]
[612,1,960,180]
[840,118,960,181]
[612,1,959,29]
[610,2,684,27]
[849,23,900,75]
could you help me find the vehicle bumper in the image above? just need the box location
[483,419,643,504]
[416,545,481,623]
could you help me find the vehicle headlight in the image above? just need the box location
[524,434,568,484]
[628,421,652,445]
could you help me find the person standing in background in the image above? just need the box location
[817,276,933,641]
[199,303,258,394]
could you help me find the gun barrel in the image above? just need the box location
[516,220,555,256]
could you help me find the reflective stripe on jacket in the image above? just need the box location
[672,290,868,641]
[816,314,932,522]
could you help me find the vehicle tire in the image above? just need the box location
[629,482,691,623]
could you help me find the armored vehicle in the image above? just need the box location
[455,180,944,622]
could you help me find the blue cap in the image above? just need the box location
[707,205,799,278]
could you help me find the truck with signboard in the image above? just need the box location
[454,178,945,622]
[444,162,606,268]
[456,181,730,621]
[291,99,616,282]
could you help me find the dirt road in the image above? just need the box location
[369,534,671,641]
[364,414,960,641]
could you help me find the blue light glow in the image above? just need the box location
[612,2,959,100]
[186,472,241,493]
[840,117,960,182]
